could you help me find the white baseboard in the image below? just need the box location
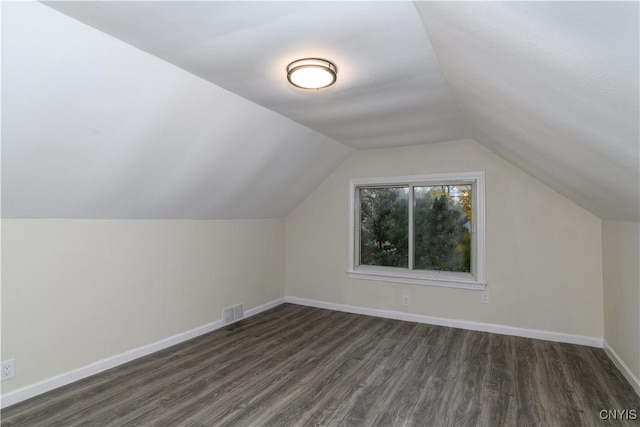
[243,297,285,318]
[603,341,640,396]
[5,296,633,409]
[284,296,603,348]
[0,297,285,409]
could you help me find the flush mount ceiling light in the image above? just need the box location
[286,58,337,90]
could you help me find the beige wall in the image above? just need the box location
[603,220,640,379]
[286,139,604,337]
[1,219,285,393]
[0,140,613,398]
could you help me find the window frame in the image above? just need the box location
[347,172,486,290]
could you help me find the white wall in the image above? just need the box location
[286,139,604,338]
[603,221,640,380]
[1,219,285,394]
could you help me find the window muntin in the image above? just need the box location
[349,173,485,289]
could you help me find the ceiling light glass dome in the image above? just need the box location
[287,58,337,89]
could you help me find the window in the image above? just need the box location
[348,172,486,289]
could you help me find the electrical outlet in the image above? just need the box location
[1,359,15,381]
[481,291,490,304]
[402,293,410,306]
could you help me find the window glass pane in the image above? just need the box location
[359,187,409,268]
[414,185,471,272]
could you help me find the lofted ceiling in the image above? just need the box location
[40,1,471,149]
[415,2,639,221]
[2,1,638,220]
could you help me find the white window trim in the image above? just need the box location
[347,172,486,290]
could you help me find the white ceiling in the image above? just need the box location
[415,2,639,221]
[3,1,639,220]
[2,2,352,219]
[40,1,471,149]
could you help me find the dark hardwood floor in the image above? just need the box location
[2,303,638,426]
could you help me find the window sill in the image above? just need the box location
[347,268,487,290]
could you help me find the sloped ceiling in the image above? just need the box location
[2,2,352,219]
[38,1,470,149]
[414,2,639,221]
[2,1,638,220]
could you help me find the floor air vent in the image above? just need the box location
[223,303,244,325]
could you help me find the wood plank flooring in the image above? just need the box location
[2,303,639,426]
